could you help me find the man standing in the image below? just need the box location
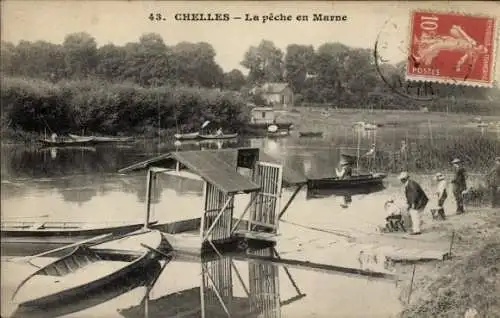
[486,157,500,208]
[398,171,429,235]
[451,158,467,214]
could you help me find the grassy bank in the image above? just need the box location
[1,76,250,138]
[398,208,500,318]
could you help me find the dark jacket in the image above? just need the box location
[451,167,467,191]
[486,163,500,187]
[405,179,429,210]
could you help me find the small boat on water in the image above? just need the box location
[267,130,290,138]
[198,133,238,140]
[174,132,200,140]
[11,229,167,308]
[10,260,164,318]
[299,131,323,137]
[307,173,387,190]
[1,220,158,255]
[38,137,96,147]
[68,134,133,143]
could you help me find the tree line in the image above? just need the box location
[1,33,500,114]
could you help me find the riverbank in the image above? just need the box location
[397,206,500,318]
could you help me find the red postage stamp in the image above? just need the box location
[407,11,497,87]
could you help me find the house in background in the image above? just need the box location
[249,107,276,125]
[250,82,294,108]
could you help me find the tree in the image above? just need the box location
[284,44,315,93]
[95,44,127,81]
[241,40,284,84]
[172,42,224,88]
[222,69,246,91]
[63,32,98,78]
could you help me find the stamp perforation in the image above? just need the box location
[405,9,499,88]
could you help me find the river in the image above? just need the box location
[1,122,498,318]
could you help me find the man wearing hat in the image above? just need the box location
[451,158,467,214]
[398,171,429,235]
[336,157,353,179]
[432,172,448,220]
[486,157,500,208]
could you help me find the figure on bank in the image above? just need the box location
[432,172,448,220]
[398,171,429,235]
[451,158,467,214]
[486,157,500,208]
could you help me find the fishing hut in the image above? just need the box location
[118,247,306,318]
[118,148,307,255]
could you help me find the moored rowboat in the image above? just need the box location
[299,131,323,137]
[11,229,166,308]
[38,137,96,147]
[68,134,134,143]
[198,133,238,140]
[1,220,158,255]
[174,132,200,140]
[307,173,387,190]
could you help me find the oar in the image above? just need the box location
[140,243,172,259]
[3,214,50,220]
[8,233,113,263]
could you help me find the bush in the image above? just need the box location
[1,76,250,136]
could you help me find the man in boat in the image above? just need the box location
[451,158,467,214]
[336,157,353,179]
[398,171,429,235]
[431,172,448,220]
[51,133,58,142]
[216,127,223,136]
[486,157,500,208]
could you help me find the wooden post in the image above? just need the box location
[407,264,416,304]
[278,184,304,220]
[144,169,154,230]
[356,129,361,173]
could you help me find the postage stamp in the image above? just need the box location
[407,11,497,87]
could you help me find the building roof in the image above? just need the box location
[118,148,307,192]
[119,150,260,194]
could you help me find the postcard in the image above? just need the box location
[1,1,499,318]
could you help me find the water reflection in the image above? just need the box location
[10,260,164,318]
[119,247,303,318]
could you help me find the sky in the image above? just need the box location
[2,1,500,82]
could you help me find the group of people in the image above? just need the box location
[386,157,500,235]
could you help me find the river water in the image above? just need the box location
[1,122,498,318]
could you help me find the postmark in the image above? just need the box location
[374,16,442,101]
[407,11,497,87]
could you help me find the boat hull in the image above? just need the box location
[198,133,238,140]
[174,132,200,140]
[1,222,158,256]
[39,138,96,147]
[13,230,167,308]
[307,173,387,190]
[69,134,133,143]
[299,132,323,137]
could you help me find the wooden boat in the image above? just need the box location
[174,132,200,140]
[69,134,133,143]
[38,137,96,147]
[307,173,387,190]
[11,229,166,308]
[1,220,159,256]
[299,131,323,137]
[198,133,238,140]
[267,130,290,138]
[10,260,164,318]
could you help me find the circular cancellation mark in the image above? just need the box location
[373,15,472,102]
